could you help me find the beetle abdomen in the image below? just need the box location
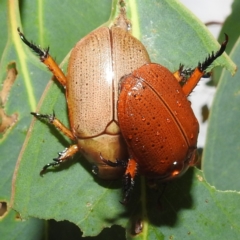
[118,63,199,179]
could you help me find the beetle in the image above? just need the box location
[17,5,150,180]
[18,2,228,203]
[102,36,228,203]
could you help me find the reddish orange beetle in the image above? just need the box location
[103,35,228,203]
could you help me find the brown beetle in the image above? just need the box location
[103,36,228,203]
[17,4,150,179]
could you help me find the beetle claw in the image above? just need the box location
[102,158,121,167]
[92,165,99,175]
[100,153,127,168]
[39,159,61,176]
[39,164,52,176]
[31,112,39,117]
[31,112,55,122]
[17,28,49,59]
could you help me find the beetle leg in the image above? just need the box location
[174,65,213,87]
[40,145,79,176]
[182,34,228,96]
[17,28,67,87]
[100,154,127,168]
[31,112,75,141]
[121,158,138,204]
[173,65,198,86]
[173,64,185,82]
[31,112,79,175]
[101,155,137,204]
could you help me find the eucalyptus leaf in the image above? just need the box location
[213,0,240,84]
[0,0,237,239]
[203,37,240,191]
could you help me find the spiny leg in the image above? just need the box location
[18,29,79,174]
[121,158,138,204]
[102,155,138,204]
[173,34,228,94]
[40,144,79,176]
[100,154,127,168]
[181,34,228,96]
[31,112,79,175]
[31,112,75,141]
[17,28,67,87]
[174,65,211,85]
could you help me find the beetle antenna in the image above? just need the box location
[199,33,228,72]
[17,27,49,60]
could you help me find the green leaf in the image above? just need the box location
[129,0,235,73]
[0,209,45,240]
[0,0,48,237]
[203,37,240,191]
[0,0,111,238]
[0,0,237,239]
[0,1,8,57]
[212,0,240,84]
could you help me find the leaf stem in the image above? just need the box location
[8,0,37,110]
[140,176,149,239]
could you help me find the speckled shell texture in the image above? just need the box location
[67,26,150,138]
[118,63,199,179]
